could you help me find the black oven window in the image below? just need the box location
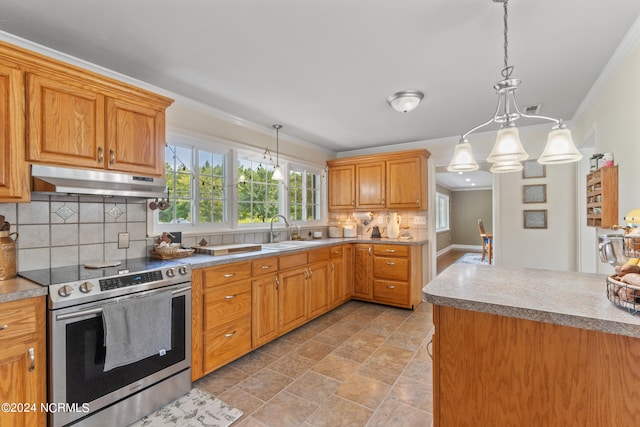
[65,296,186,404]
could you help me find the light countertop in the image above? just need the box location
[1,237,428,302]
[423,264,640,339]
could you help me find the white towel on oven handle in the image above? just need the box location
[102,289,172,372]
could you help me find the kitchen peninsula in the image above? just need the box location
[423,264,640,427]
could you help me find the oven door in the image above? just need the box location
[48,283,191,427]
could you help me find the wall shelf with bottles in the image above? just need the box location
[586,166,618,228]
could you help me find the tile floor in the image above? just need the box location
[194,300,434,427]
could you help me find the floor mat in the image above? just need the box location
[129,387,243,427]
[454,252,491,265]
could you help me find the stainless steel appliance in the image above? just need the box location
[20,258,192,427]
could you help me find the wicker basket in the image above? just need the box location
[154,243,181,255]
[606,274,640,314]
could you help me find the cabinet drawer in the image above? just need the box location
[204,281,251,331]
[373,244,409,257]
[204,315,252,372]
[373,280,409,306]
[308,247,330,263]
[0,298,38,342]
[252,256,278,276]
[203,262,252,287]
[329,245,343,259]
[373,256,409,281]
[279,252,308,270]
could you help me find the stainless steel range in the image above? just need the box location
[20,258,192,427]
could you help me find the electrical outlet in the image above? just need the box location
[118,232,130,249]
[413,216,426,225]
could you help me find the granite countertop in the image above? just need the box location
[423,264,640,339]
[180,237,429,270]
[0,237,428,302]
[0,276,48,303]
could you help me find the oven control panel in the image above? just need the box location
[47,264,192,309]
[100,270,163,291]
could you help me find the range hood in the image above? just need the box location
[31,165,167,198]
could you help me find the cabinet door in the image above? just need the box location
[252,274,279,347]
[106,97,165,176]
[0,65,29,202]
[0,342,45,427]
[27,72,105,168]
[353,244,373,299]
[356,161,386,209]
[278,267,308,334]
[329,258,345,308]
[328,165,355,210]
[307,261,329,319]
[386,156,425,209]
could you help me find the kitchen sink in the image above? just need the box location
[261,240,320,251]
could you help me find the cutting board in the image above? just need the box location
[194,243,262,256]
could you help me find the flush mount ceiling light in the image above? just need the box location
[387,90,424,113]
[447,0,582,173]
[271,124,284,181]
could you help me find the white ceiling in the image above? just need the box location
[1,0,639,189]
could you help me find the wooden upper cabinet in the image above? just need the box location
[328,164,355,210]
[355,161,386,209]
[106,97,165,176]
[0,64,29,202]
[27,73,105,168]
[386,155,427,209]
[327,149,430,211]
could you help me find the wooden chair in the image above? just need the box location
[478,219,493,264]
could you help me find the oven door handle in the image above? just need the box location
[55,285,192,321]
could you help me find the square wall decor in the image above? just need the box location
[522,161,546,179]
[524,210,547,229]
[523,184,547,203]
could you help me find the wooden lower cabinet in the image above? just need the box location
[433,305,640,426]
[307,261,329,319]
[278,266,308,335]
[203,316,252,373]
[0,297,46,427]
[353,244,373,299]
[251,274,279,347]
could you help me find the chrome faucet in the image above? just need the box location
[270,215,291,243]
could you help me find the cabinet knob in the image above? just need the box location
[386,285,396,289]
[385,249,396,253]
[0,324,7,331]
[223,273,236,278]
[351,200,355,207]
[261,265,271,269]
[382,198,386,206]
[98,147,103,163]
[109,149,115,165]
[224,294,237,300]
[224,331,237,338]
[386,261,396,266]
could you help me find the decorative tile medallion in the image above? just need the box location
[55,204,76,222]
[108,205,123,220]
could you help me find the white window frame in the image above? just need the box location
[288,162,324,226]
[149,131,327,236]
[436,192,450,232]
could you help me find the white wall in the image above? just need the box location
[573,28,640,274]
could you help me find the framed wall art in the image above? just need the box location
[522,161,546,179]
[523,184,547,204]
[523,209,547,229]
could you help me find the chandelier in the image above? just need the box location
[447,0,582,174]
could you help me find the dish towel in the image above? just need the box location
[102,289,172,372]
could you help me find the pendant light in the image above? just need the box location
[447,138,479,172]
[449,0,582,173]
[271,124,283,181]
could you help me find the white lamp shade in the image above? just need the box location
[487,126,529,162]
[387,90,424,113]
[272,165,284,181]
[447,142,479,172]
[489,160,523,173]
[537,128,583,164]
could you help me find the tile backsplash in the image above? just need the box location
[0,194,148,271]
[0,194,429,272]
